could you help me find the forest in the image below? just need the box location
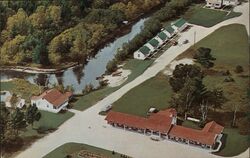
[0,0,165,66]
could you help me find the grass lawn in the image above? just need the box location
[21,110,74,137]
[72,59,154,111]
[0,79,41,101]
[44,142,128,158]
[112,73,172,117]
[195,24,249,69]
[184,4,241,27]
[216,128,249,157]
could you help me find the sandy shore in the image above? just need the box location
[103,68,131,87]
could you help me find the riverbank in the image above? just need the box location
[0,62,81,74]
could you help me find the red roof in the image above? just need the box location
[169,121,224,146]
[202,121,224,134]
[31,89,73,107]
[169,125,216,145]
[105,109,176,133]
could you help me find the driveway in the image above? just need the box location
[15,2,249,158]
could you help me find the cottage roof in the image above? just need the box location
[173,18,187,28]
[165,25,175,34]
[139,45,151,55]
[148,38,160,48]
[31,89,72,107]
[158,31,168,41]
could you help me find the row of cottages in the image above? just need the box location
[105,108,224,151]
[31,89,73,113]
[134,18,188,60]
[206,0,239,8]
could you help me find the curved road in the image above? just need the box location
[15,3,249,158]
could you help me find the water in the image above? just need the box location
[0,18,147,94]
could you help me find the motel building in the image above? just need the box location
[134,18,189,60]
[105,108,224,151]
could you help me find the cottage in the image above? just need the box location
[157,31,169,43]
[5,95,25,109]
[148,38,161,49]
[105,108,224,151]
[31,89,73,113]
[171,18,188,32]
[133,45,152,60]
[206,0,238,8]
[163,25,176,38]
[222,0,239,6]
[206,0,223,8]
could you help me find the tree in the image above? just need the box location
[169,64,203,92]
[0,105,10,147]
[106,59,118,74]
[25,104,41,129]
[10,108,26,137]
[206,88,226,111]
[193,47,216,68]
[10,93,19,107]
[235,65,244,73]
[83,83,94,94]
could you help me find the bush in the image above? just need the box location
[235,65,244,73]
[106,59,118,74]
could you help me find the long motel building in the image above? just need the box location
[105,108,224,151]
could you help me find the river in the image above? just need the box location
[0,18,147,94]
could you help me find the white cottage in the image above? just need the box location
[5,95,25,109]
[31,89,73,113]
[171,18,188,32]
[134,45,152,60]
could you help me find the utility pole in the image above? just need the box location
[194,31,196,48]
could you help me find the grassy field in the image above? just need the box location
[112,74,172,117]
[184,4,241,27]
[216,128,249,157]
[44,142,128,158]
[72,59,154,111]
[21,110,74,137]
[0,79,41,101]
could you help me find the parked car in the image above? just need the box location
[182,39,189,44]
[150,136,160,141]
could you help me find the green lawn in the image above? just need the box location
[112,74,172,117]
[44,142,128,158]
[21,110,74,137]
[195,24,249,69]
[72,59,154,111]
[184,4,241,27]
[0,79,41,101]
[216,128,249,157]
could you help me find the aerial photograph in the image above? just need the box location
[0,0,249,158]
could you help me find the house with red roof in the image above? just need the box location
[31,89,73,113]
[105,108,224,151]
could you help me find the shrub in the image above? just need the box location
[106,59,118,74]
[235,65,244,73]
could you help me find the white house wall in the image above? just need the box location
[154,36,164,45]
[31,98,67,113]
[134,51,146,60]
[145,43,155,52]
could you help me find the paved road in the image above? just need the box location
[15,3,249,158]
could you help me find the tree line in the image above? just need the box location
[0,0,167,66]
